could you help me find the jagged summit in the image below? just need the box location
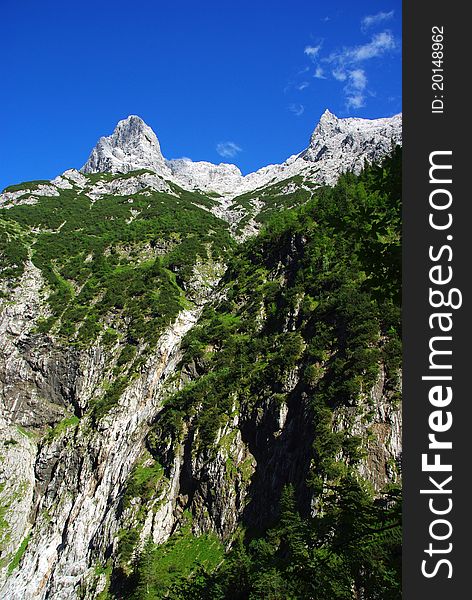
[80,109,401,195]
[300,110,402,172]
[81,115,170,176]
[319,108,338,123]
[310,110,401,145]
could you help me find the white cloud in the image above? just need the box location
[297,81,310,90]
[304,44,322,59]
[320,31,396,110]
[326,31,395,66]
[171,156,193,163]
[362,10,394,31]
[350,31,395,61]
[300,24,396,112]
[288,103,305,116]
[349,69,367,90]
[216,141,242,158]
[344,69,368,110]
[346,93,365,110]
[332,68,347,81]
[352,31,395,62]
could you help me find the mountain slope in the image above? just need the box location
[116,148,402,599]
[0,116,402,599]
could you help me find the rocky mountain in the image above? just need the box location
[81,115,171,177]
[81,110,401,195]
[0,113,402,599]
[1,110,402,239]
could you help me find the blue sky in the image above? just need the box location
[0,0,401,189]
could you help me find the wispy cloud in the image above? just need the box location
[344,69,368,109]
[288,103,305,116]
[296,14,397,112]
[346,94,364,110]
[361,10,394,32]
[350,31,395,61]
[326,31,396,66]
[321,31,396,109]
[304,44,322,59]
[216,141,242,158]
[298,66,310,75]
[349,68,367,90]
[332,68,347,81]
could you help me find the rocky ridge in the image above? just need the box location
[80,110,402,195]
[1,110,402,238]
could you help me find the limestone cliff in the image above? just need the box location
[0,122,402,599]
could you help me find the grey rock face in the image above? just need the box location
[299,109,403,184]
[333,363,402,492]
[0,304,202,599]
[0,265,402,600]
[81,115,171,177]
[0,263,78,429]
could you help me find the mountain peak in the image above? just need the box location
[298,110,402,179]
[79,111,401,194]
[81,115,169,176]
[313,109,340,136]
[120,114,145,124]
[114,115,151,137]
[320,108,338,121]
